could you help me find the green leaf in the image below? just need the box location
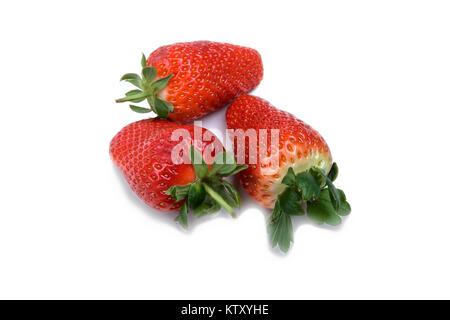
[278,188,303,215]
[120,73,141,81]
[216,185,238,208]
[126,89,143,96]
[268,209,294,253]
[165,184,191,202]
[148,97,173,116]
[189,146,209,179]
[125,89,145,103]
[270,201,282,222]
[154,97,169,118]
[193,196,221,217]
[326,178,341,211]
[151,74,173,92]
[337,200,351,216]
[310,167,327,188]
[328,162,339,182]
[187,182,206,210]
[296,172,321,201]
[203,183,235,216]
[163,100,174,113]
[337,189,351,216]
[223,164,248,177]
[281,167,296,186]
[212,180,240,208]
[212,152,231,166]
[211,153,247,177]
[142,66,157,82]
[123,80,141,88]
[221,180,241,207]
[211,152,236,176]
[116,90,149,103]
[175,201,188,228]
[120,73,142,88]
[141,53,147,68]
[216,163,237,176]
[307,190,342,226]
[129,105,151,113]
[338,189,347,201]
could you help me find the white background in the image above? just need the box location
[0,0,449,299]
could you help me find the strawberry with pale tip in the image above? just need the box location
[226,95,351,252]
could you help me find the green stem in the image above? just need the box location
[203,183,236,217]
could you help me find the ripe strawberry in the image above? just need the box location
[116,41,263,123]
[110,119,247,227]
[226,95,351,252]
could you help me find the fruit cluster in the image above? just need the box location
[111,41,350,252]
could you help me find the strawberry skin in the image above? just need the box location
[110,119,207,211]
[117,41,263,122]
[226,95,332,208]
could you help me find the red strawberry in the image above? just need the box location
[226,95,351,252]
[110,119,247,227]
[116,41,263,123]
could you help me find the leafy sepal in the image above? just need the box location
[165,184,191,201]
[307,189,342,226]
[268,201,294,253]
[116,54,174,118]
[129,105,151,113]
[175,202,188,229]
[268,162,350,252]
[166,147,245,227]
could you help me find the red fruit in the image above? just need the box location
[110,119,246,227]
[226,95,350,252]
[226,95,332,207]
[116,41,263,123]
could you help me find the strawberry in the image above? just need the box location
[226,95,351,252]
[110,119,247,227]
[116,41,263,123]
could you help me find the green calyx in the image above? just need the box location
[165,146,248,228]
[115,53,174,118]
[268,162,351,253]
